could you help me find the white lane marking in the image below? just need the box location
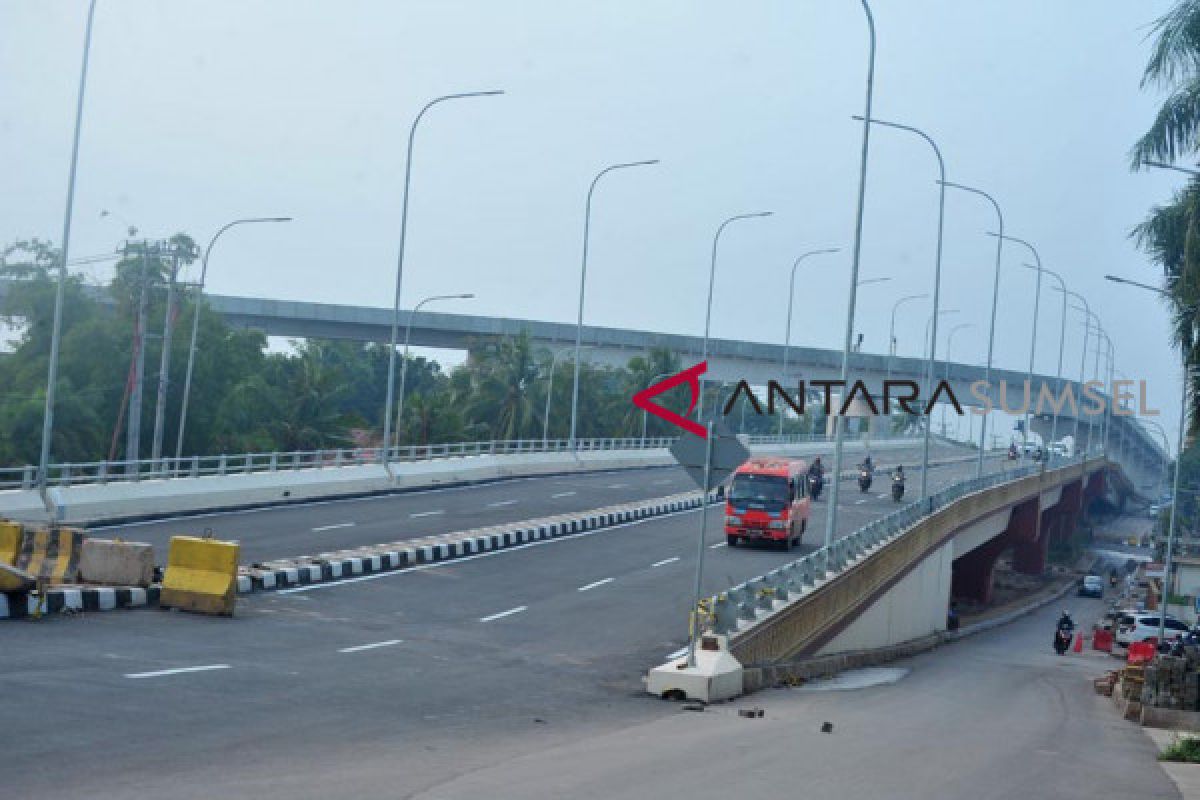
[607,483,629,489]
[480,605,527,622]
[551,491,576,498]
[409,510,445,518]
[311,522,356,532]
[124,664,231,679]
[651,556,680,567]
[709,542,726,549]
[278,503,707,594]
[666,646,689,659]
[855,499,868,505]
[337,639,403,654]
[487,499,518,508]
[577,577,614,592]
[653,479,673,485]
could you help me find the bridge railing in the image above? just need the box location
[703,461,1060,661]
[0,431,888,492]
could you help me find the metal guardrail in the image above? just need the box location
[704,462,1050,636]
[0,431,892,491]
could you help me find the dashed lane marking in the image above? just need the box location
[552,491,576,498]
[480,606,528,623]
[124,665,232,679]
[651,557,680,567]
[487,500,518,508]
[577,577,614,592]
[312,522,355,532]
[338,639,403,654]
[409,510,444,518]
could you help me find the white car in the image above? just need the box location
[1114,612,1190,647]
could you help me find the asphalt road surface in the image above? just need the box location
[88,441,975,563]
[1,446,1069,799]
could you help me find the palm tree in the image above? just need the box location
[466,331,541,440]
[1132,0,1200,167]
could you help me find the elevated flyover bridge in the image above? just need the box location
[0,280,1166,489]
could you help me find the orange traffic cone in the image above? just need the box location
[1073,632,1084,653]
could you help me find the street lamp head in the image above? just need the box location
[456,293,475,299]
[268,217,293,223]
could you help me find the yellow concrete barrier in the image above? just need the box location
[0,520,21,566]
[160,536,240,616]
[14,526,83,584]
[0,562,34,593]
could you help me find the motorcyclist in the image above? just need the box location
[892,464,905,483]
[1008,443,1018,460]
[1056,610,1075,633]
[809,456,824,479]
[861,455,874,474]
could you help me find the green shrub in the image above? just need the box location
[1160,736,1200,763]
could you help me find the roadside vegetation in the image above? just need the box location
[0,238,830,467]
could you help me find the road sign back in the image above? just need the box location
[669,419,749,491]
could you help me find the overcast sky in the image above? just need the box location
[0,0,1185,449]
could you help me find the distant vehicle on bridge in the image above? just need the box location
[724,458,810,551]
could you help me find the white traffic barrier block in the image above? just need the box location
[646,633,744,703]
[79,538,155,587]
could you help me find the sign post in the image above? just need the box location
[670,419,749,666]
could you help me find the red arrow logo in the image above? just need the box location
[632,361,708,438]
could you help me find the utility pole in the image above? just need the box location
[125,241,154,470]
[150,245,180,467]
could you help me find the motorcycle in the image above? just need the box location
[858,468,872,493]
[808,473,824,501]
[1053,628,1072,655]
[891,473,905,502]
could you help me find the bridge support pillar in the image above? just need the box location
[951,535,1006,604]
[1009,497,1047,576]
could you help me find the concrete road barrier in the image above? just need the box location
[0,520,21,565]
[0,561,34,593]
[79,538,155,588]
[160,536,240,616]
[14,526,83,584]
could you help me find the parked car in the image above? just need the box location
[1114,612,1190,647]
[1077,575,1104,598]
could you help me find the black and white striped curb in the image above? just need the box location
[0,585,160,619]
[236,492,713,594]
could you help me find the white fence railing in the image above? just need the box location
[0,432,891,491]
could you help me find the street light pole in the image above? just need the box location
[923,310,959,361]
[1061,291,1092,459]
[941,181,1003,477]
[992,234,1044,461]
[943,323,974,437]
[697,211,773,421]
[885,293,927,383]
[37,0,99,513]
[1024,264,1069,460]
[826,0,876,548]
[381,89,504,471]
[781,248,840,435]
[393,293,474,447]
[858,116,947,504]
[1102,273,1185,646]
[568,159,659,452]
[545,346,594,447]
[175,217,291,465]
